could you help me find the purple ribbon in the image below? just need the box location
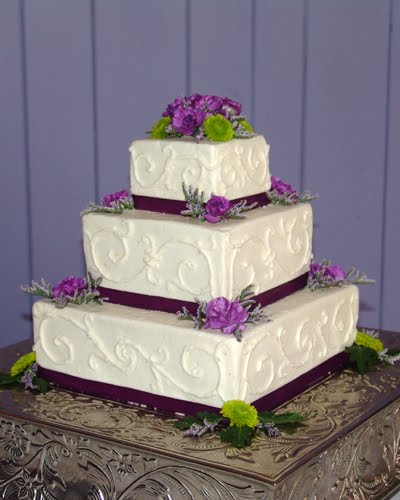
[132,192,270,215]
[38,351,348,415]
[100,273,308,315]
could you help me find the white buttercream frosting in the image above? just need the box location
[82,203,313,302]
[130,135,270,200]
[33,285,358,408]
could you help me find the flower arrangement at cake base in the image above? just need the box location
[174,400,307,448]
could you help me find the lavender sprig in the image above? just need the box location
[267,190,318,206]
[21,272,107,309]
[21,362,39,390]
[181,184,207,220]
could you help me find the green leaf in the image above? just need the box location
[33,376,49,394]
[0,373,20,385]
[196,411,221,424]
[173,416,199,431]
[386,348,400,357]
[258,411,307,426]
[346,345,380,374]
[220,425,255,448]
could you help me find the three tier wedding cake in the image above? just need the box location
[30,95,360,414]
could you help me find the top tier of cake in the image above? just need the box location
[129,135,270,202]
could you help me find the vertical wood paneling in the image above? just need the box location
[0,0,31,347]
[95,0,187,197]
[25,0,95,282]
[254,0,305,187]
[189,0,253,117]
[382,0,400,331]
[304,0,390,328]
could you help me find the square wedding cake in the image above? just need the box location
[30,95,360,414]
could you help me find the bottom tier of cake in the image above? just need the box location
[32,285,359,412]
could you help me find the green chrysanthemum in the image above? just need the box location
[204,115,234,142]
[151,116,171,139]
[355,331,384,352]
[9,351,36,377]
[238,119,253,134]
[221,400,259,428]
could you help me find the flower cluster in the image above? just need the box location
[150,94,254,142]
[176,284,269,342]
[267,176,318,205]
[0,351,49,394]
[346,330,400,374]
[21,272,107,309]
[81,189,134,216]
[174,399,307,448]
[307,259,375,291]
[181,184,257,223]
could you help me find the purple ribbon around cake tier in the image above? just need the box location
[99,273,308,315]
[38,351,349,415]
[132,192,270,215]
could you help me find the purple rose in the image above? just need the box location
[310,262,323,278]
[198,95,223,114]
[221,97,241,116]
[52,276,86,299]
[188,93,203,107]
[325,265,346,281]
[204,195,231,223]
[271,176,296,195]
[162,96,187,117]
[103,190,130,207]
[172,106,206,135]
[205,297,249,335]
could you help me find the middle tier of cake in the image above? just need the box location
[83,203,313,304]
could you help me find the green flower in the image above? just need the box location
[355,331,384,353]
[221,400,259,428]
[9,352,36,377]
[204,115,234,142]
[238,119,253,134]
[151,116,171,139]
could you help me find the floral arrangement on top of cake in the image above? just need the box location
[149,94,254,142]
[21,272,107,309]
[176,284,269,342]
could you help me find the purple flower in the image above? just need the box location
[52,276,86,299]
[198,95,223,114]
[162,96,187,117]
[103,190,130,207]
[310,262,323,278]
[222,97,241,116]
[204,195,231,223]
[172,106,206,135]
[271,176,296,195]
[204,297,249,335]
[325,265,346,281]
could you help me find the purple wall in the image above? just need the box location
[0,0,399,348]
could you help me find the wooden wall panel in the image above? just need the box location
[0,0,32,345]
[24,0,95,282]
[382,0,400,331]
[304,0,391,328]
[95,0,187,197]
[189,0,253,118]
[254,0,305,187]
